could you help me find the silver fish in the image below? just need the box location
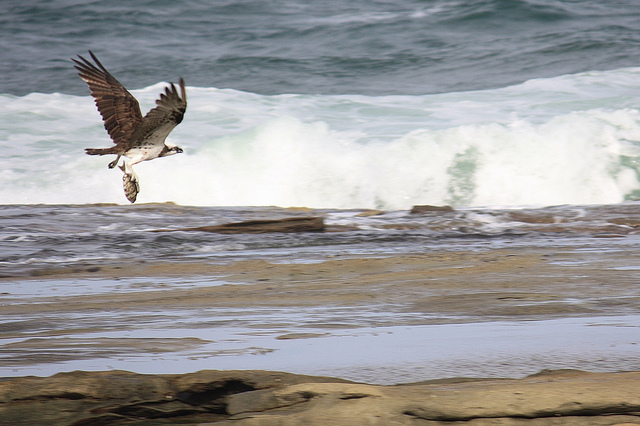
[119,163,140,203]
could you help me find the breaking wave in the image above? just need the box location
[3,67,640,209]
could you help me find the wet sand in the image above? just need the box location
[5,246,640,320]
[2,241,640,423]
[2,244,640,380]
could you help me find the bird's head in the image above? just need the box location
[161,144,183,157]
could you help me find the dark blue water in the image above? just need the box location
[3,0,640,96]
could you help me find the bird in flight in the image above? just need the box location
[72,51,187,203]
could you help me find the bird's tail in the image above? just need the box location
[85,147,118,156]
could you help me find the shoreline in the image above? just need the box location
[4,247,640,320]
[2,242,640,422]
[2,247,640,382]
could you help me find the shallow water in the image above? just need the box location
[3,314,639,385]
[2,203,640,383]
[4,202,640,276]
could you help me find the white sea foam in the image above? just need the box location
[2,68,640,209]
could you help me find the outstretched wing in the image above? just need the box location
[131,78,187,146]
[72,51,143,147]
[141,78,187,129]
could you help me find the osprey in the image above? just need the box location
[73,51,187,203]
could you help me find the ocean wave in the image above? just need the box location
[3,0,640,96]
[2,68,640,209]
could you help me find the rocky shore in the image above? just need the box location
[1,369,639,425]
[3,206,640,424]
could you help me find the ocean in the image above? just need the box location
[3,0,640,208]
[2,0,640,382]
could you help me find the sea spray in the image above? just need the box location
[2,68,640,208]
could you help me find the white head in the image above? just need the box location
[160,143,183,157]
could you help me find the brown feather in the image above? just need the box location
[72,51,143,150]
[73,52,187,152]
